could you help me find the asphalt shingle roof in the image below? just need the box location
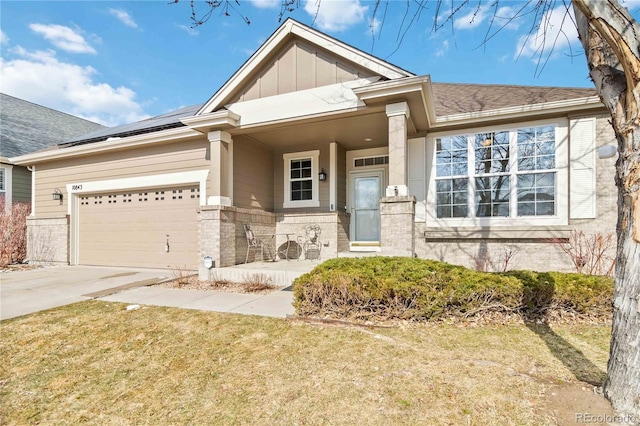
[430,83,598,116]
[61,103,203,147]
[0,93,105,158]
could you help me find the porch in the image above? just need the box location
[209,251,379,287]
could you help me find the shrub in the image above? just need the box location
[0,201,31,267]
[292,257,614,322]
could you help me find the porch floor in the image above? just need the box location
[209,251,379,287]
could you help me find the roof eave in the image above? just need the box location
[10,127,201,165]
[430,95,605,128]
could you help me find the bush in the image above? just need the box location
[292,257,613,322]
[0,201,31,267]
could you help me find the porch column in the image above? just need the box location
[386,102,410,196]
[207,130,233,206]
[380,195,416,257]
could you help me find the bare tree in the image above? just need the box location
[177,0,639,417]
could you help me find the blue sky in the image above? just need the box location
[2,0,640,127]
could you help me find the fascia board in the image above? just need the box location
[181,110,241,132]
[10,127,200,165]
[198,20,413,115]
[353,76,430,101]
[430,96,604,128]
[287,24,413,80]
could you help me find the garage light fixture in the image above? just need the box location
[52,188,63,204]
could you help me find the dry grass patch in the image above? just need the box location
[0,301,614,425]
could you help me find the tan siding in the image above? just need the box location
[296,43,315,91]
[34,138,208,216]
[231,41,377,104]
[316,52,335,87]
[278,46,296,94]
[275,144,330,214]
[12,166,31,203]
[260,62,278,98]
[232,136,274,210]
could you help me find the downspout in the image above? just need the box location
[27,165,35,216]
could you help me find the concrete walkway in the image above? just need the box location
[1,265,294,321]
[99,285,294,318]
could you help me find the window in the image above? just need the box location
[430,123,567,225]
[0,167,5,192]
[283,150,320,208]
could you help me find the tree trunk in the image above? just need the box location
[573,0,640,419]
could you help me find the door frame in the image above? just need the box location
[348,168,385,251]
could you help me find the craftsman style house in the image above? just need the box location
[11,19,617,277]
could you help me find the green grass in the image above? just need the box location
[0,301,613,425]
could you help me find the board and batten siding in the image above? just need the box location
[232,40,377,104]
[232,135,275,210]
[408,137,427,222]
[33,138,209,217]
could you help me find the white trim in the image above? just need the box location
[426,118,569,227]
[329,142,337,212]
[198,19,413,115]
[283,150,320,208]
[10,127,201,165]
[29,166,35,215]
[0,165,11,212]
[65,170,209,213]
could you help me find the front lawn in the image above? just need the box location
[0,301,613,425]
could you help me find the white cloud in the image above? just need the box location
[0,30,8,45]
[304,0,367,32]
[367,17,381,36]
[248,0,280,9]
[435,39,449,57]
[621,0,640,10]
[516,5,578,61]
[108,8,139,29]
[29,23,96,54]
[0,47,148,126]
[493,6,522,31]
[453,5,489,30]
[175,24,199,36]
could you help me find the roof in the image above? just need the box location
[0,93,105,158]
[61,103,202,147]
[430,83,598,116]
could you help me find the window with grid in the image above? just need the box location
[283,150,320,208]
[434,125,557,220]
[290,158,313,201]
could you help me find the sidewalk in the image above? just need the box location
[98,285,295,318]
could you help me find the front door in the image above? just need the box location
[350,170,384,250]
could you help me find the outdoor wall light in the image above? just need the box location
[52,188,63,204]
[318,168,327,182]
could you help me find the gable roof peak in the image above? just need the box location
[196,18,414,115]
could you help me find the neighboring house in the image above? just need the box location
[0,93,104,211]
[11,19,617,276]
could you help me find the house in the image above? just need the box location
[0,93,105,211]
[10,19,617,276]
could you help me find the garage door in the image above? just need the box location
[78,186,200,269]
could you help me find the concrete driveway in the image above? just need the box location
[1,266,170,320]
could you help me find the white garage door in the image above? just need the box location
[78,186,200,269]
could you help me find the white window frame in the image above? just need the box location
[426,119,569,227]
[283,150,320,208]
[0,167,6,193]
